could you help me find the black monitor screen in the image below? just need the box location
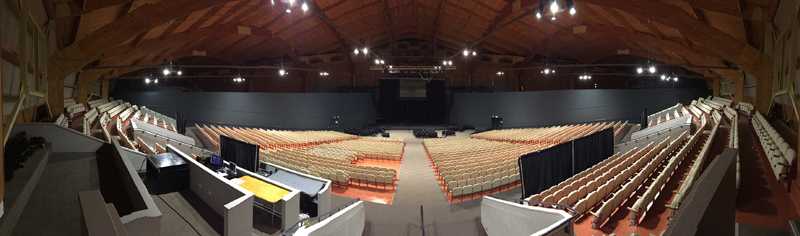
[220,135,259,172]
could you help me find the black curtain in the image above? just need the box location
[518,128,615,199]
[518,143,573,198]
[573,128,614,171]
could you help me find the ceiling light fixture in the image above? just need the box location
[361,47,369,55]
[153,78,159,84]
[549,0,560,14]
[648,65,657,74]
[636,67,644,74]
[278,68,287,77]
[301,2,309,12]
[144,77,151,84]
[567,0,576,16]
[353,48,360,55]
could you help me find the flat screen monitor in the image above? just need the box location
[220,135,259,172]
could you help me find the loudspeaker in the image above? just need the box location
[330,115,341,130]
[491,115,503,130]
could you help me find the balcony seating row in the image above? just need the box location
[753,112,796,181]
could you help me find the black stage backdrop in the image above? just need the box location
[378,80,447,124]
[519,128,615,199]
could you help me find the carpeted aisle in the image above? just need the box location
[332,130,489,236]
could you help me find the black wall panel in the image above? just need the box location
[113,91,376,130]
[450,88,708,129]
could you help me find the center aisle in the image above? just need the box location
[332,130,488,236]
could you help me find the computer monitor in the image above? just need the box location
[210,154,223,167]
[220,135,259,172]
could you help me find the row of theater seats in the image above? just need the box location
[425,138,538,197]
[629,126,704,225]
[738,102,755,114]
[426,122,621,199]
[63,98,202,159]
[471,121,627,143]
[194,124,404,187]
[753,112,796,181]
[648,104,684,127]
[527,103,722,228]
[723,106,741,188]
[711,96,733,107]
[670,113,722,209]
[54,114,69,128]
[592,132,688,228]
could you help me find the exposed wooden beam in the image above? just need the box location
[479,0,514,40]
[310,0,352,46]
[382,0,395,53]
[582,0,769,78]
[48,0,225,82]
[430,0,446,57]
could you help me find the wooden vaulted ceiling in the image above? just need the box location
[45,0,777,80]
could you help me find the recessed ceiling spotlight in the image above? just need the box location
[549,0,560,14]
[353,48,360,55]
[636,67,644,74]
[154,78,159,84]
[535,12,542,20]
[463,49,469,57]
[144,77,151,84]
[361,47,369,55]
[162,68,171,76]
[286,9,292,13]
[176,70,182,76]
[567,0,576,16]
[301,2,309,12]
[673,76,679,82]
[648,65,657,74]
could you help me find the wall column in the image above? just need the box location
[76,71,102,103]
[755,70,774,114]
[101,79,110,98]
[48,74,64,116]
[0,48,4,217]
[734,75,744,103]
[711,77,721,97]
